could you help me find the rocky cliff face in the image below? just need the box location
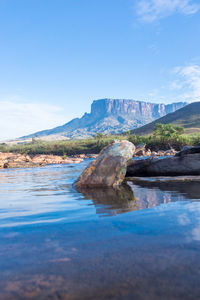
[21,99,187,140]
[90,99,185,119]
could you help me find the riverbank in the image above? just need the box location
[1,133,200,157]
[0,133,199,169]
[0,152,98,169]
[0,147,177,169]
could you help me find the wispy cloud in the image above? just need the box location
[135,0,200,23]
[142,64,200,103]
[172,64,200,102]
[0,100,66,141]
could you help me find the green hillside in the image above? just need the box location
[132,102,200,135]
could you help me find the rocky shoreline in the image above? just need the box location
[133,143,177,157]
[0,143,178,170]
[75,141,200,188]
[0,142,189,170]
[0,152,98,169]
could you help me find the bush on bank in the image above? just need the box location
[0,134,199,156]
[0,124,200,156]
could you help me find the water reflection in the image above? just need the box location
[1,165,200,299]
[78,177,200,216]
[1,163,200,225]
[127,177,200,200]
[77,184,138,216]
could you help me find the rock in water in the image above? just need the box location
[126,150,200,177]
[75,140,135,187]
[175,145,200,157]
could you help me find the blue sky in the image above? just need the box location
[0,0,200,140]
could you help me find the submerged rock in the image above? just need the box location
[75,140,135,187]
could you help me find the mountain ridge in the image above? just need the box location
[131,102,200,135]
[20,98,187,140]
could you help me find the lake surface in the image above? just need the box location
[0,159,200,300]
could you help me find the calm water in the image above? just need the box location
[0,160,200,299]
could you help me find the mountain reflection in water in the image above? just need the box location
[0,162,200,299]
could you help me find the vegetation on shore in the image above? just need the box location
[1,124,200,156]
[132,102,200,136]
[0,135,121,156]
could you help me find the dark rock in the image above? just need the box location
[175,146,200,157]
[126,176,200,200]
[127,158,155,176]
[127,153,200,177]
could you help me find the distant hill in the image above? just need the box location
[19,98,187,141]
[132,102,200,135]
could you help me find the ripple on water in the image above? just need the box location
[0,161,200,299]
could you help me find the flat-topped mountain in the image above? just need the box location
[21,99,187,140]
[132,102,200,135]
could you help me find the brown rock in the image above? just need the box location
[135,149,146,156]
[164,149,176,156]
[75,140,135,188]
[134,143,146,156]
[0,153,84,168]
[145,149,151,156]
[157,151,165,156]
[150,151,158,158]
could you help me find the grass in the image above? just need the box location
[0,133,200,156]
[0,136,125,156]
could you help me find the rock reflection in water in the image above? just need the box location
[77,177,192,215]
[79,176,200,214]
[127,176,200,201]
[1,166,200,299]
[77,184,138,216]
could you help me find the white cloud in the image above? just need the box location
[137,64,200,104]
[172,64,200,102]
[0,100,66,141]
[135,0,200,23]
[178,213,190,226]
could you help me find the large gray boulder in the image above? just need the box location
[75,140,135,187]
[127,152,200,177]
